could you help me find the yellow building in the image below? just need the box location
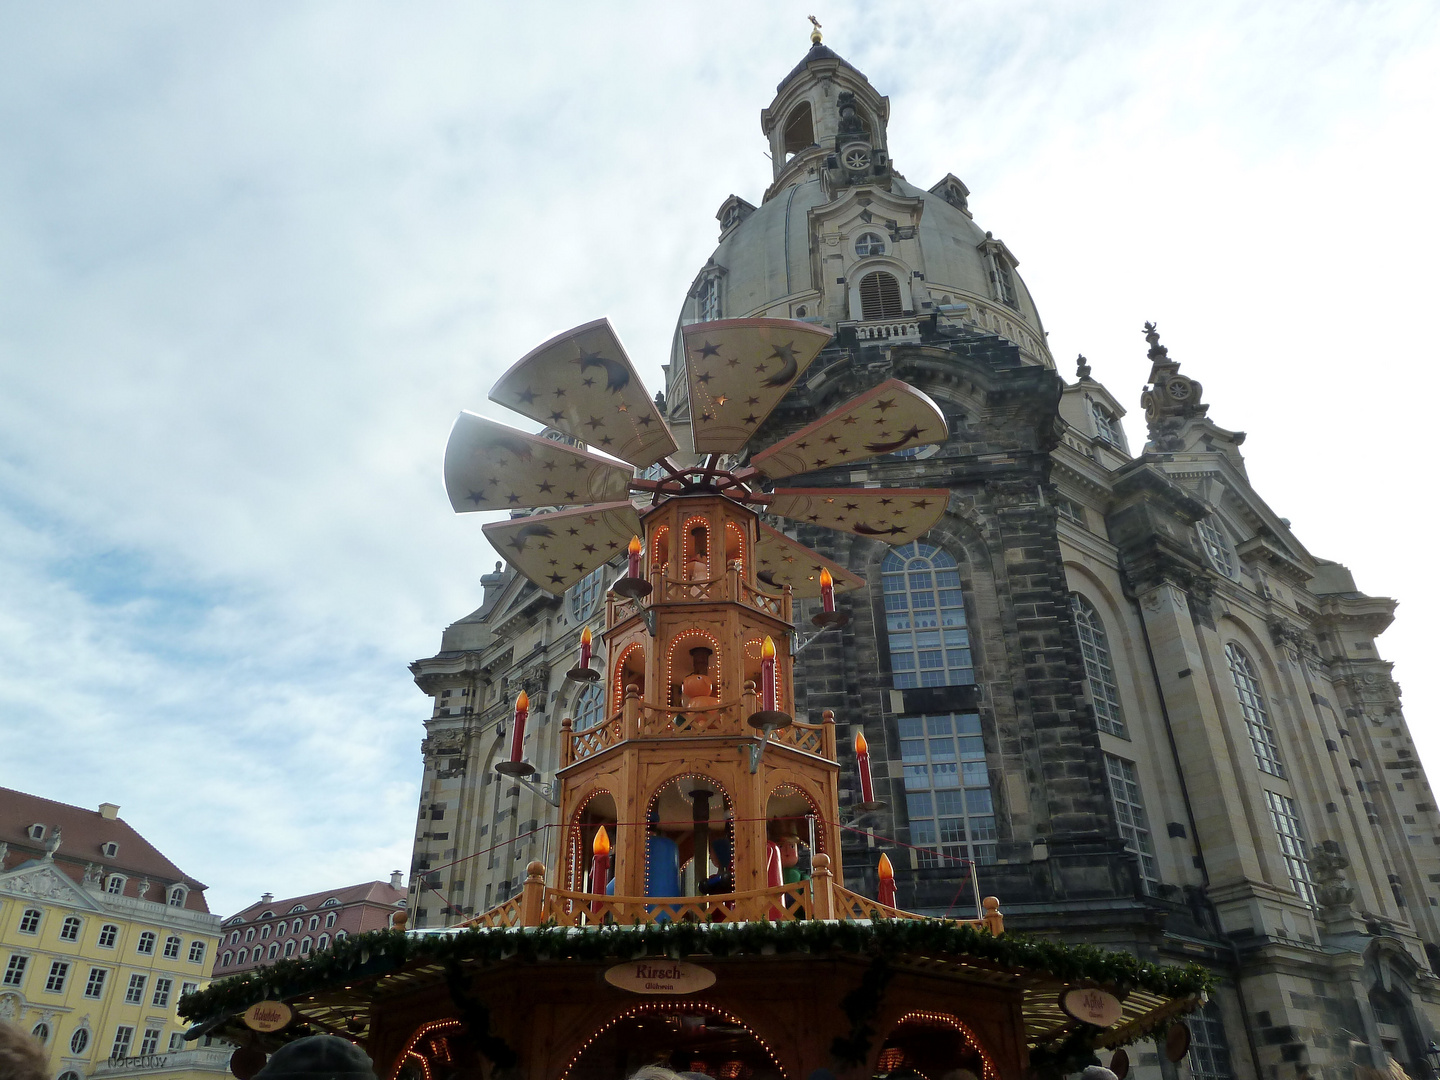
[0,788,227,1080]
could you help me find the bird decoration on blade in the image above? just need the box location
[444,317,953,596]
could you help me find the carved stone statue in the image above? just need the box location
[42,826,62,859]
[83,862,102,885]
[1309,846,1355,911]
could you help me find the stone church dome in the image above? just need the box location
[673,41,1051,372]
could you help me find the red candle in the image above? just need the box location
[509,690,529,765]
[761,636,776,711]
[820,567,835,613]
[877,853,896,907]
[854,731,875,804]
[627,535,642,578]
[579,625,592,668]
[590,826,611,907]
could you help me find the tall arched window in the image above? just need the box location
[882,543,972,689]
[859,271,904,319]
[1071,595,1126,738]
[1197,516,1235,576]
[782,102,814,158]
[1226,643,1283,776]
[570,564,606,621]
[574,682,605,731]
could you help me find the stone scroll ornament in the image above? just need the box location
[446,318,951,596]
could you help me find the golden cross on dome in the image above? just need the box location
[808,15,822,43]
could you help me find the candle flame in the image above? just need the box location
[854,731,868,754]
[761,636,776,659]
[820,567,833,588]
[628,535,642,554]
[878,852,894,879]
[592,825,610,855]
[580,625,591,646]
[515,690,529,712]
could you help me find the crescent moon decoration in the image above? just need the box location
[766,488,950,546]
[481,501,642,595]
[681,318,833,454]
[759,342,800,388]
[443,412,633,513]
[863,425,925,454]
[489,317,677,468]
[576,351,631,394]
[748,379,948,479]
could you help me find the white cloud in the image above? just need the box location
[0,0,1435,916]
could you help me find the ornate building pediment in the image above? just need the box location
[0,862,105,910]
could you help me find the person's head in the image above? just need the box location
[628,1068,682,1080]
[252,1035,378,1080]
[0,1021,50,1080]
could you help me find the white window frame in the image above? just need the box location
[84,966,107,998]
[44,960,70,994]
[98,923,119,948]
[188,940,205,963]
[1071,595,1127,738]
[1265,790,1317,908]
[163,935,181,959]
[112,1025,135,1060]
[18,908,41,934]
[1104,755,1161,894]
[152,976,172,1007]
[3,954,27,987]
[106,874,126,894]
[1226,643,1284,777]
[136,931,156,955]
[60,916,82,941]
[125,973,147,1004]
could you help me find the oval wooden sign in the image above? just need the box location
[242,1000,293,1032]
[1059,987,1124,1028]
[1165,1021,1192,1062]
[604,959,716,995]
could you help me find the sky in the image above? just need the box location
[0,1,1436,920]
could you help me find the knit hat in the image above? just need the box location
[253,1035,378,1080]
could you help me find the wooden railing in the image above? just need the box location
[605,566,792,631]
[563,689,838,767]
[465,856,1004,934]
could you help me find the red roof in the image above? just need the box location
[223,881,405,924]
[0,786,210,912]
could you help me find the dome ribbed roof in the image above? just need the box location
[777,42,868,92]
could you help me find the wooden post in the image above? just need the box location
[810,853,835,920]
[560,717,573,768]
[623,683,640,739]
[982,895,1004,936]
[520,861,547,927]
[821,709,836,761]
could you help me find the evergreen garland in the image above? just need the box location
[181,919,1211,1052]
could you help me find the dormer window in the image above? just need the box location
[1091,402,1124,449]
[101,842,119,858]
[697,276,720,322]
[106,875,125,895]
[27,824,45,841]
[855,232,886,257]
[168,886,186,907]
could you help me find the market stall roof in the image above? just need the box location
[182,920,1209,1059]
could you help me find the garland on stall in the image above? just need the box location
[182,918,1211,1041]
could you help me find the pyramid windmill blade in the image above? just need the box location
[766,488,950,545]
[444,413,634,513]
[753,522,865,598]
[482,502,641,596]
[682,319,833,454]
[746,379,948,479]
[489,318,678,468]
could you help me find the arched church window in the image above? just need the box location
[1187,1000,1236,1080]
[1196,516,1235,577]
[1070,595,1126,738]
[574,682,605,731]
[1226,643,1284,776]
[570,565,606,621]
[900,712,994,867]
[782,102,814,158]
[855,232,886,257]
[859,271,904,320]
[881,543,972,689]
